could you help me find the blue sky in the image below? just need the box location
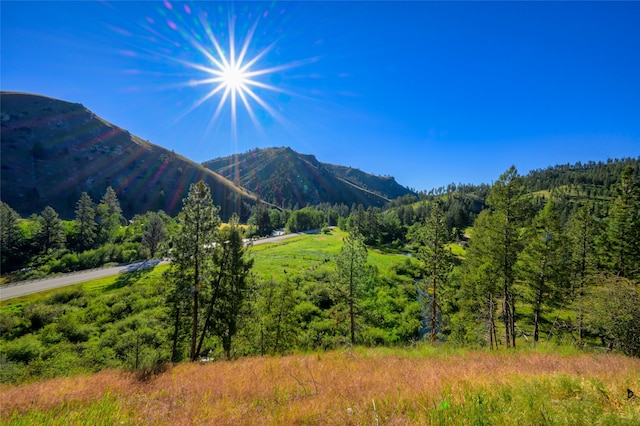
[2,1,639,191]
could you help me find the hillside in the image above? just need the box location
[2,349,638,424]
[522,157,640,196]
[203,147,415,208]
[0,92,255,219]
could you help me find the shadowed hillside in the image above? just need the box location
[204,147,415,208]
[0,92,255,219]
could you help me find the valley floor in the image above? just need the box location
[2,347,640,425]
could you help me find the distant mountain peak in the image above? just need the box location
[203,147,415,208]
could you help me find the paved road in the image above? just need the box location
[0,230,318,301]
[0,260,166,301]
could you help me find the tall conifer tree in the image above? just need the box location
[417,200,453,345]
[168,181,220,361]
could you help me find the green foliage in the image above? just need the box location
[208,214,254,359]
[34,206,65,255]
[252,277,300,355]
[416,200,454,345]
[4,334,43,363]
[604,165,640,279]
[73,192,97,251]
[141,211,167,258]
[166,180,228,361]
[286,207,326,232]
[333,231,373,345]
[517,199,567,343]
[584,275,640,357]
[1,202,26,272]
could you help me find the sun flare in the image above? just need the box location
[175,14,301,139]
[220,63,247,91]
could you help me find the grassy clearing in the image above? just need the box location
[248,229,407,282]
[2,348,639,425]
[446,242,466,258]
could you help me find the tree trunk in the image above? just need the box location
[196,253,228,358]
[191,284,198,361]
[171,304,181,362]
[349,254,355,345]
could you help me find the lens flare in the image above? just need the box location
[172,11,314,141]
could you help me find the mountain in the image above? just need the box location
[0,92,255,220]
[203,147,416,208]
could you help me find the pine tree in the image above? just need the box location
[0,202,23,272]
[35,206,65,254]
[566,202,600,341]
[517,200,566,343]
[97,186,123,244]
[142,211,167,258]
[416,200,453,345]
[485,166,528,348]
[334,231,371,345]
[169,181,220,361]
[101,186,122,217]
[606,166,640,279]
[460,210,501,348]
[463,166,528,348]
[74,192,96,251]
[209,214,253,359]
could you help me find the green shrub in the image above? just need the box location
[47,286,86,305]
[57,314,93,343]
[24,303,64,331]
[4,334,42,363]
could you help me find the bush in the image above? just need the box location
[57,314,93,343]
[24,303,64,331]
[4,335,42,363]
[48,286,86,305]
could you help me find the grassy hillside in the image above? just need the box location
[0,230,418,383]
[2,348,639,425]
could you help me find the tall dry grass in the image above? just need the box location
[2,349,639,425]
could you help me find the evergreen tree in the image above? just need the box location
[334,231,371,345]
[460,210,501,348]
[605,166,640,279]
[250,202,273,237]
[0,202,23,272]
[35,206,65,254]
[142,211,167,258]
[209,214,254,359]
[485,166,528,348]
[74,192,97,251]
[566,202,600,341]
[517,200,566,343]
[463,166,528,348]
[416,200,453,345]
[101,186,122,217]
[97,186,123,244]
[168,181,220,361]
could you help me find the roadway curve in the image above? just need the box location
[0,230,318,301]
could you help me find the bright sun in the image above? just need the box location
[177,15,289,137]
[169,10,316,139]
[220,64,247,91]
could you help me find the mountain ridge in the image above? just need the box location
[0,92,255,220]
[1,93,415,220]
[203,147,415,208]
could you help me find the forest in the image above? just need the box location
[1,157,639,384]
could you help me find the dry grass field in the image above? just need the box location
[2,347,640,425]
